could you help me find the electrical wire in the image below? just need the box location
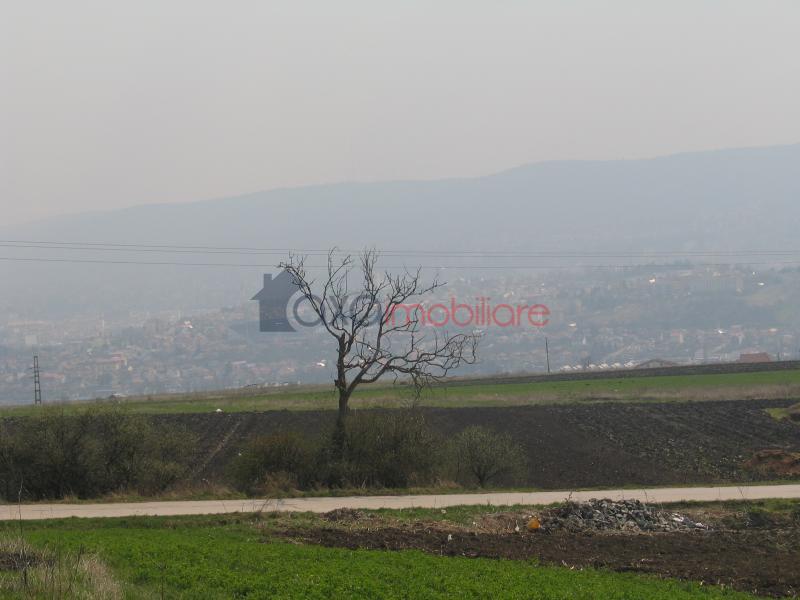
[1,239,799,259]
[0,256,797,270]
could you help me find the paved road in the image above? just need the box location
[3,484,800,521]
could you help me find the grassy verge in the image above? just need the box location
[4,369,800,416]
[363,497,800,526]
[0,513,758,600]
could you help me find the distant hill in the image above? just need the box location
[2,143,799,318]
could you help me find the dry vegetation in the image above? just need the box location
[0,535,122,599]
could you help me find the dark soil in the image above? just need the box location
[0,550,44,571]
[164,398,800,489]
[277,525,800,597]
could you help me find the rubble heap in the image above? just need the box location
[540,499,708,533]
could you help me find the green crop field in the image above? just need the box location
[0,514,756,600]
[3,368,800,416]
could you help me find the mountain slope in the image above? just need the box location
[2,144,799,317]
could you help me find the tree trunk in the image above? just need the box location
[338,389,350,421]
[332,388,351,458]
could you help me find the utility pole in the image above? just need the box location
[33,354,42,405]
[545,337,551,374]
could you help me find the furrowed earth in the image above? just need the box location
[168,398,800,489]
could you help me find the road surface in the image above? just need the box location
[2,484,799,521]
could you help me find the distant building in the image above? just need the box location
[635,358,679,369]
[737,352,773,364]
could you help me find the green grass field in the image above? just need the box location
[3,368,800,416]
[1,514,756,599]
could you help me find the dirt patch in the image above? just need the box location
[745,449,800,477]
[322,508,371,523]
[0,550,45,571]
[475,511,534,533]
[276,524,800,597]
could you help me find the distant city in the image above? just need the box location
[2,263,797,405]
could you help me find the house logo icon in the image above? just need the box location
[252,271,298,332]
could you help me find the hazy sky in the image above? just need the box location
[2,1,799,226]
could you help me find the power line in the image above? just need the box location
[0,256,278,268]
[1,238,799,270]
[0,255,798,270]
[0,242,306,257]
[2,239,800,259]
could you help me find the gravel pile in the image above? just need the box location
[541,498,708,532]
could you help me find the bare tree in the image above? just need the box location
[279,249,479,429]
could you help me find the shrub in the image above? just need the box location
[450,425,527,488]
[229,432,315,494]
[745,506,774,528]
[791,504,800,523]
[226,412,526,494]
[330,410,442,488]
[0,404,195,501]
